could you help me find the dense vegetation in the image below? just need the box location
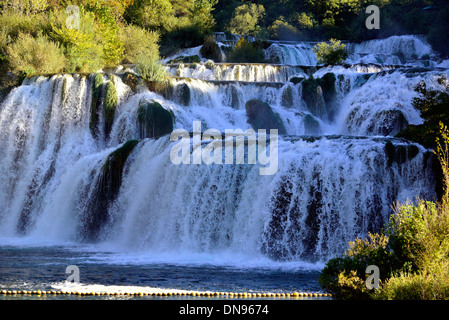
[1,0,448,89]
[320,123,449,300]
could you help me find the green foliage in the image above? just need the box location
[227,3,265,37]
[119,23,160,64]
[134,54,168,83]
[321,124,449,299]
[104,77,118,136]
[396,78,449,149]
[226,38,265,63]
[50,8,104,72]
[268,17,299,40]
[313,39,349,65]
[295,12,317,30]
[90,73,104,137]
[6,31,66,76]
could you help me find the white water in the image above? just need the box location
[0,35,446,266]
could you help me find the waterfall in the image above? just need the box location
[0,35,444,264]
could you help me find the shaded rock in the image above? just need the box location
[245,99,286,134]
[303,114,321,135]
[137,99,174,139]
[82,140,139,241]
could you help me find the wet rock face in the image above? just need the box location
[82,140,139,242]
[367,109,408,136]
[301,73,337,122]
[245,99,287,134]
[137,99,174,139]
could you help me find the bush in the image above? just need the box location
[313,39,349,65]
[226,37,265,63]
[50,9,104,72]
[6,31,66,76]
[373,270,449,300]
[134,54,168,84]
[119,24,160,64]
[320,124,449,300]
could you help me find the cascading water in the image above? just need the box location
[0,35,446,271]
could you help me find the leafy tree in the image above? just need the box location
[268,16,299,40]
[189,0,218,33]
[227,3,265,37]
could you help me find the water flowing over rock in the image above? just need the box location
[0,35,446,265]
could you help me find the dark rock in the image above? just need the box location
[245,99,286,134]
[137,99,174,139]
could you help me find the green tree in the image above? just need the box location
[227,3,265,37]
[189,0,218,33]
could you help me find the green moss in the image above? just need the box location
[90,73,104,137]
[137,99,174,139]
[320,72,336,103]
[104,78,117,137]
[122,72,139,92]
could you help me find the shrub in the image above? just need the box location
[6,31,66,76]
[313,39,349,65]
[134,54,168,84]
[119,23,160,64]
[373,270,449,300]
[226,37,265,63]
[50,9,104,72]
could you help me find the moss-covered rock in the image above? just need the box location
[303,114,321,135]
[137,99,174,139]
[385,141,420,167]
[104,77,118,137]
[302,75,327,120]
[175,82,190,106]
[289,76,304,85]
[122,72,139,92]
[90,73,104,137]
[200,36,222,62]
[302,73,337,121]
[82,140,139,241]
[281,85,294,108]
[168,55,201,64]
[367,109,408,136]
[245,99,286,134]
